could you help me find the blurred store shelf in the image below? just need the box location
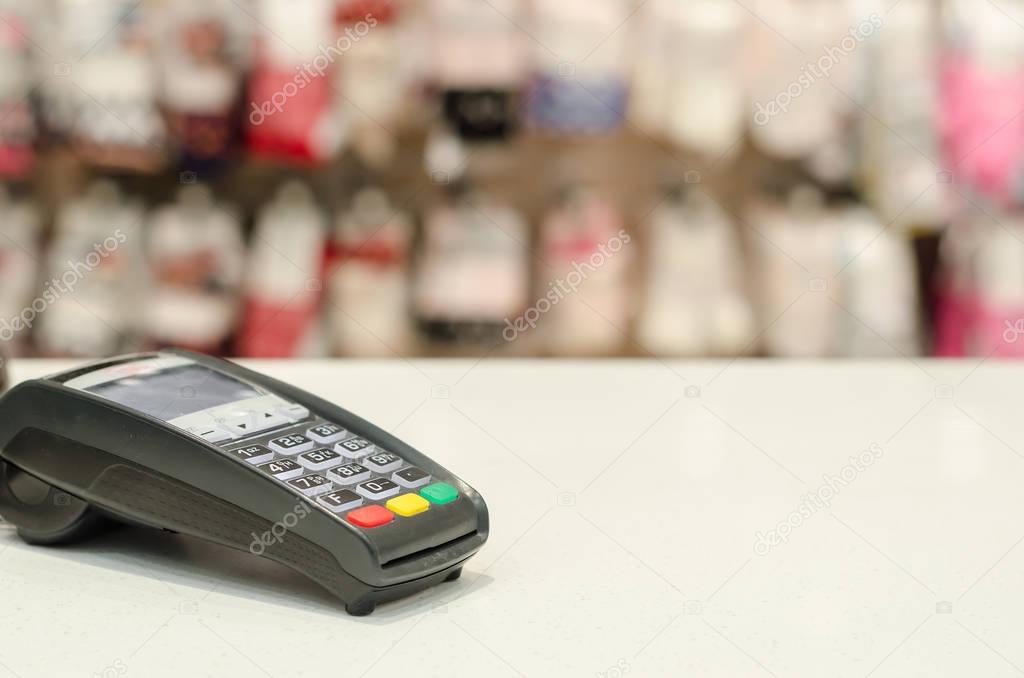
[0,0,1022,360]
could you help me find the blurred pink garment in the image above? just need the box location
[972,296,1024,357]
[247,62,336,164]
[940,54,1024,206]
[933,283,971,357]
[931,268,1024,358]
[237,294,322,357]
[0,13,34,179]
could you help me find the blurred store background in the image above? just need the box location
[0,0,1018,360]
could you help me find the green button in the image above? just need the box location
[420,482,458,505]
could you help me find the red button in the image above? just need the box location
[346,505,394,528]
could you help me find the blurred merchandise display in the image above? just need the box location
[976,219,1024,357]
[836,206,921,357]
[237,182,327,357]
[746,0,861,166]
[0,187,39,355]
[527,0,630,135]
[414,185,530,344]
[752,187,922,357]
[936,215,1024,358]
[145,185,244,353]
[0,0,1021,360]
[752,187,841,358]
[940,0,1024,208]
[0,3,34,179]
[327,188,414,356]
[246,0,340,164]
[862,0,944,231]
[637,187,752,356]
[35,182,145,357]
[935,0,1024,357]
[538,185,632,355]
[933,218,983,358]
[430,0,527,143]
[334,0,405,166]
[633,0,746,160]
[44,0,167,171]
[156,0,245,173]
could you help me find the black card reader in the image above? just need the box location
[0,350,488,615]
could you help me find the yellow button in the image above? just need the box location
[386,493,430,517]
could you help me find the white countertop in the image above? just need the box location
[2,357,1024,677]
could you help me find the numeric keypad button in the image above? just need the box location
[363,452,402,474]
[228,444,275,465]
[287,474,333,497]
[335,437,374,459]
[257,458,303,480]
[268,434,314,455]
[317,490,363,513]
[327,463,371,485]
[306,423,347,445]
[356,478,400,501]
[297,447,345,471]
[393,466,431,488]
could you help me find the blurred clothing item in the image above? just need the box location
[238,182,328,358]
[328,188,414,357]
[638,187,753,356]
[538,186,633,355]
[145,185,244,353]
